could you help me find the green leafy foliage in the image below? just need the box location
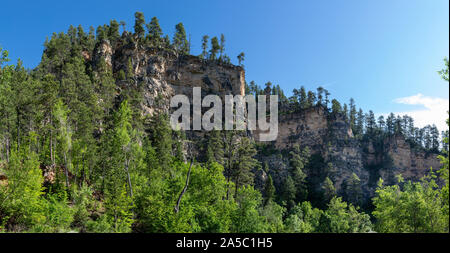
[372,173,448,233]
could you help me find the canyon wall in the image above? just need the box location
[91,35,442,204]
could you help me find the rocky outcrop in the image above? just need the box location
[92,36,245,116]
[380,135,441,183]
[271,107,331,150]
[91,34,442,206]
[253,106,442,205]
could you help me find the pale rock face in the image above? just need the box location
[93,40,113,67]
[254,106,442,203]
[93,37,245,117]
[269,107,331,150]
[382,135,441,182]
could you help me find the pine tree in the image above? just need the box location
[146,17,163,46]
[0,139,45,230]
[96,25,107,42]
[331,99,342,115]
[349,98,357,130]
[134,12,146,39]
[77,25,87,49]
[206,130,224,165]
[299,86,307,109]
[11,60,38,150]
[209,36,220,60]
[237,52,245,66]
[108,20,120,43]
[345,173,362,207]
[264,81,272,96]
[386,113,395,135]
[355,108,365,137]
[324,89,330,109]
[151,113,173,171]
[366,110,376,136]
[219,34,225,61]
[232,137,258,199]
[430,125,440,151]
[263,175,276,205]
[201,35,209,59]
[394,115,403,135]
[172,129,186,162]
[112,100,137,197]
[38,74,59,165]
[53,99,72,189]
[322,177,336,204]
[68,25,77,44]
[377,115,385,131]
[343,104,348,121]
[306,91,316,107]
[316,86,324,106]
[281,176,296,209]
[173,23,188,54]
[289,144,309,202]
[104,183,134,232]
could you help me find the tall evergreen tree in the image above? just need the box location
[108,19,120,43]
[366,110,376,136]
[201,35,209,59]
[299,86,307,109]
[331,99,342,115]
[306,91,316,107]
[146,17,163,46]
[206,130,224,165]
[134,12,146,39]
[345,173,362,207]
[289,144,309,202]
[349,98,357,130]
[232,137,258,199]
[151,113,173,171]
[219,34,226,61]
[209,36,220,60]
[237,52,245,66]
[53,99,72,189]
[173,23,189,54]
[322,177,336,204]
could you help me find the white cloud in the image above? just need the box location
[383,93,449,132]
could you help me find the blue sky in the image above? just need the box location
[1,0,449,130]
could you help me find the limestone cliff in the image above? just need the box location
[92,35,245,117]
[255,106,442,206]
[91,35,442,206]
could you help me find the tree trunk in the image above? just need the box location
[226,175,231,201]
[50,117,54,165]
[81,154,85,186]
[234,177,239,200]
[16,108,20,151]
[6,112,10,163]
[226,157,232,200]
[5,137,10,163]
[174,159,193,213]
[64,152,70,188]
[125,159,133,198]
